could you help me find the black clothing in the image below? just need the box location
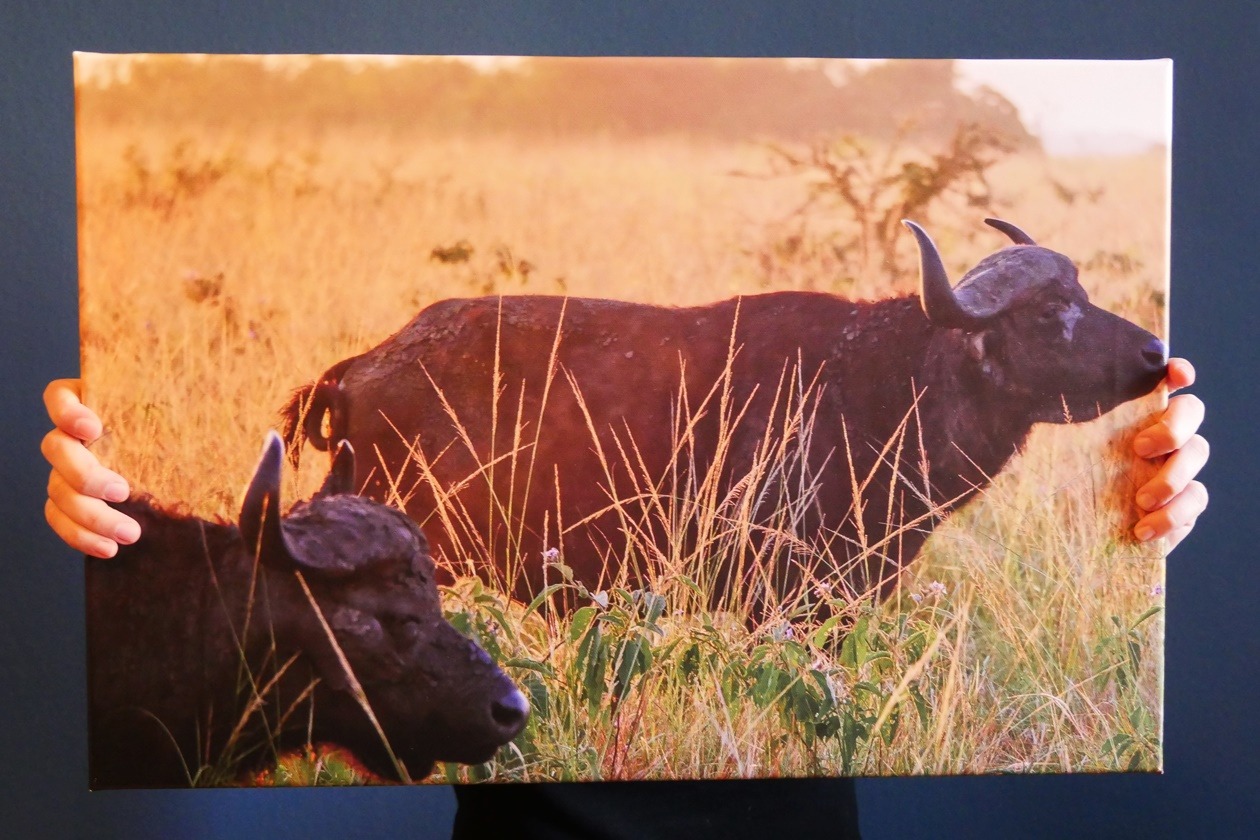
[452,777,861,839]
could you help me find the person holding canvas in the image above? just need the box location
[37,360,1208,836]
[40,359,1210,560]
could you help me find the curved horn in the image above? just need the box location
[902,220,987,330]
[984,218,1037,246]
[240,430,298,568]
[315,440,357,498]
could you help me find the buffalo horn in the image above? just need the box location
[240,430,299,568]
[315,439,357,498]
[903,220,988,330]
[984,217,1037,246]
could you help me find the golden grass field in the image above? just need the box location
[77,119,1170,783]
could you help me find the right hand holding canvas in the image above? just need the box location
[41,379,140,558]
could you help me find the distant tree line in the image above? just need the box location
[81,56,1039,149]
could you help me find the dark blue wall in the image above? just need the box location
[2,2,1255,837]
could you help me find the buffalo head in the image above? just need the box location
[235,434,530,778]
[906,218,1167,423]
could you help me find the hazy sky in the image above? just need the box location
[78,54,1172,156]
[458,56,1174,155]
[954,59,1171,155]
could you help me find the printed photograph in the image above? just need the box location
[76,54,1172,787]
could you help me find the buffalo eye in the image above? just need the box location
[1038,303,1065,323]
[384,615,425,647]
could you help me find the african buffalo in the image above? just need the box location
[87,433,529,787]
[281,219,1166,610]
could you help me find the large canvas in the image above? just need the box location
[76,54,1172,788]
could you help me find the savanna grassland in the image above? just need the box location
[77,92,1170,784]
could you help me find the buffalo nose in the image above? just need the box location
[491,688,530,733]
[1141,336,1167,370]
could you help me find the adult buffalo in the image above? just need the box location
[87,433,529,787]
[281,219,1166,610]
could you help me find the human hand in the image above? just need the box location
[1132,358,1209,551]
[41,379,140,558]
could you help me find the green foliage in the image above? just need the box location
[1095,607,1163,770]
[718,608,943,774]
[264,750,367,786]
[437,567,955,781]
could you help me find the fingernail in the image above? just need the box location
[1137,492,1157,511]
[1135,525,1156,541]
[1133,435,1156,457]
[103,481,129,503]
[114,520,140,544]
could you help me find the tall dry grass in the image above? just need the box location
[77,122,1169,781]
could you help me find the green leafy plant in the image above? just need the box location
[1095,606,1163,770]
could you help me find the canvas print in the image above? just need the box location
[76,54,1172,787]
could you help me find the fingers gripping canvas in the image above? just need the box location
[75,55,1172,787]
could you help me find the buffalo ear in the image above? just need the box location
[966,332,1007,387]
[239,431,298,570]
[315,440,357,498]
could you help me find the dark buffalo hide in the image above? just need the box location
[87,433,529,787]
[281,219,1165,610]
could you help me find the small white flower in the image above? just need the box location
[768,623,795,642]
[1150,583,1165,597]
[928,581,948,598]
[910,592,923,604]
[542,547,560,562]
